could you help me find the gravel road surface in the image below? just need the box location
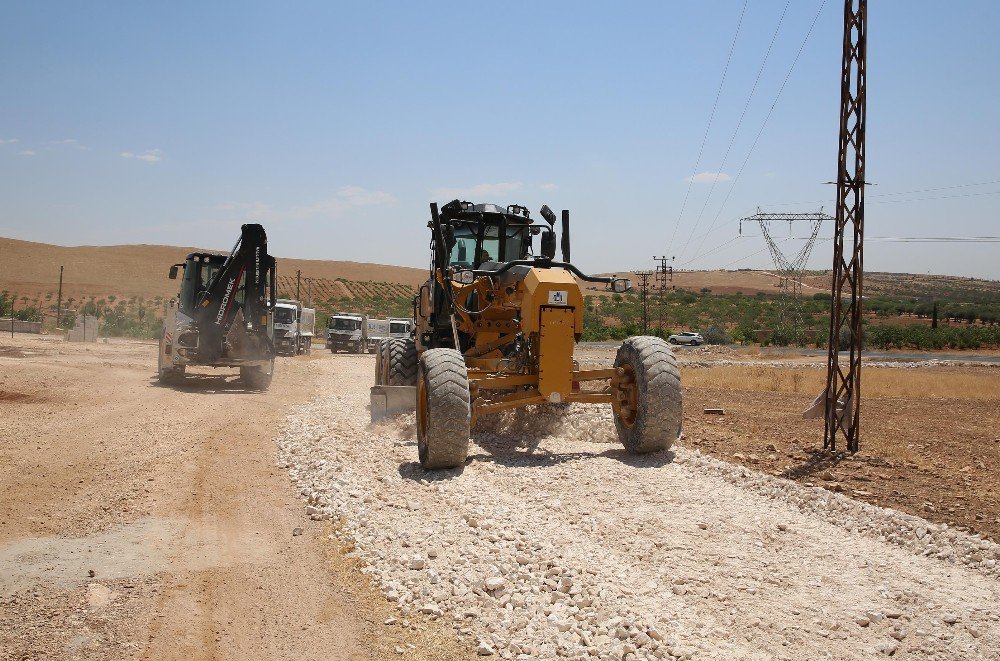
[279,354,999,660]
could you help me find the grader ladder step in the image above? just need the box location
[370,385,416,423]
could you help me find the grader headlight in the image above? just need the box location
[454,269,476,285]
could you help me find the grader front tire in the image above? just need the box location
[613,336,682,454]
[416,349,471,470]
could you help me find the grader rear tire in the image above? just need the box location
[613,336,682,454]
[386,338,417,386]
[416,349,470,469]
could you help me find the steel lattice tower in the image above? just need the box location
[825,0,867,452]
[653,256,673,331]
[740,209,833,334]
[634,271,654,334]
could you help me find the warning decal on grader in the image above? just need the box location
[547,290,569,305]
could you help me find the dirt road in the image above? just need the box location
[0,336,473,660]
[279,354,1000,660]
[3,335,998,659]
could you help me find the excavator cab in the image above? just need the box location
[158,224,277,390]
[175,254,227,314]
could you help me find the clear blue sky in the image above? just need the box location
[2,1,998,279]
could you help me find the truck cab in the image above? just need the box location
[389,318,412,339]
[327,313,366,353]
[274,299,301,356]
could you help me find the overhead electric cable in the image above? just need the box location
[667,0,750,255]
[690,0,828,261]
[741,235,1000,242]
[677,0,792,262]
[765,178,1000,206]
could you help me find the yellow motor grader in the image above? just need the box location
[372,200,682,469]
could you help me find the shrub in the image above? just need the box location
[702,326,730,345]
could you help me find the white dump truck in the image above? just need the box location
[326,313,366,353]
[274,299,315,356]
[387,317,412,341]
[326,314,412,353]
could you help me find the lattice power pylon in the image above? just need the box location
[825,0,867,453]
[740,209,833,334]
[634,270,654,334]
[653,256,673,331]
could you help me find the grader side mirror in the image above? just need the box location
[168,265,179,280]
[540,205,557,227]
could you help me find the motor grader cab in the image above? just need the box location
[373,200,682,469]
[157,223,277,390]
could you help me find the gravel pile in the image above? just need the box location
[277,359,999,659]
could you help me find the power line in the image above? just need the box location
[667,0,749,255]
[684,186,1000,252]
[764,178,1000,206]
[866,236,1000,242]
[678,235,741,267]
[719,239,788,269]
[691,0,829,262]
[743,235,1000,242]
[677,0,792,262]
[682,233,999,273]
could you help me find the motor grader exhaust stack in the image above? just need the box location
[371,201,682,468]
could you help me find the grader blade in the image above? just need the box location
[370,385,416,423]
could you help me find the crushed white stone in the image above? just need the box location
[276,358,1000,660]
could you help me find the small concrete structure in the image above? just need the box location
[0,318,42,334]
[65,315,98,342]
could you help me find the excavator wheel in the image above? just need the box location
[241,360,274,391]
[416,349,470,469]
[612,336,682,454]
[385,338,417,386]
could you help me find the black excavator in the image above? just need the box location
[157,223,277,389]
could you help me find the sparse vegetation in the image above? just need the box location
[579,282,998,348]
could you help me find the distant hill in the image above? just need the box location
[0,236,427,304]
[1,236,995,316]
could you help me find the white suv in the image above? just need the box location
[668,331,704,346]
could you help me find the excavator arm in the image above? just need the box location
[195,223,276,362]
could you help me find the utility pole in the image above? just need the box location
[10,296,14,338]
[824,0,867,453]
[57,266,64,329]
[296,269,301,301]
[634,271,654,334]
[653,256,674,330]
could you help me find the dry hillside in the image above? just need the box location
[1,236,994,311]
[0,237,427,303]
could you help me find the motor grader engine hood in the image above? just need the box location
[498,265,583,337]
